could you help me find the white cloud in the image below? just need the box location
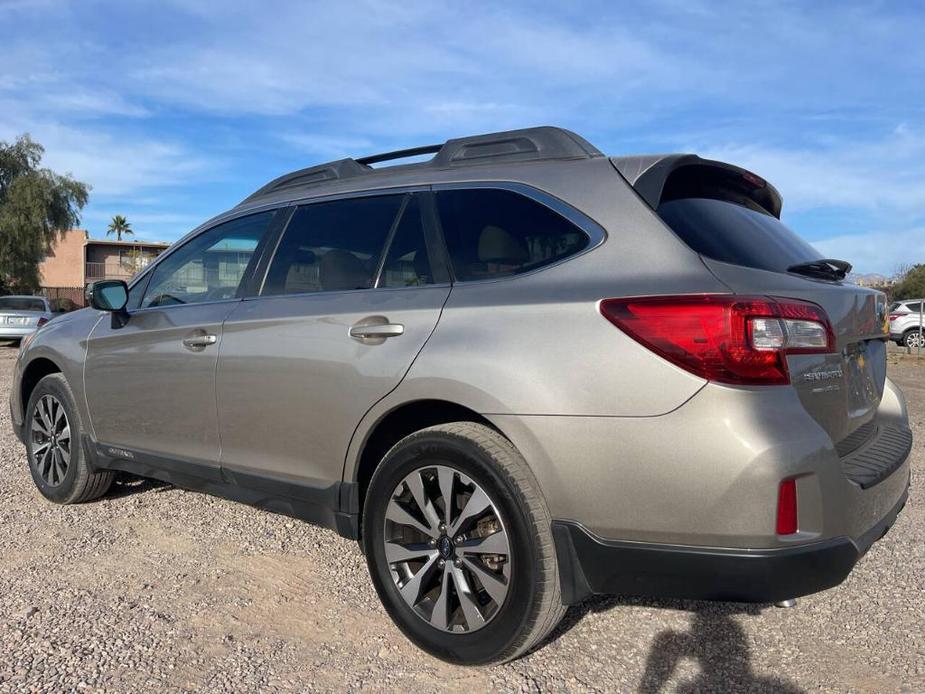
[0,120,216,196]
[695,126,925,215]
[814,227,925,276]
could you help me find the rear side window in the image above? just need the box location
[263,195,404,295]
[658,197,821,274]
[903,302,922,313]
[435,188,589,282]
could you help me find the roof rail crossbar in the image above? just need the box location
[356,144,441,166]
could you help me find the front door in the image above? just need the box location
[216,192,451,487]
[84,210,278,469]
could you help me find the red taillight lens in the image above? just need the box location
[776,479,798,535]
[888,313,901,321]
[36,317,48,328]
[599,295,835,386]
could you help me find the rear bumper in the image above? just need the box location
[553,483,909,605]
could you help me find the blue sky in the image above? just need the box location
[1,0,923,275]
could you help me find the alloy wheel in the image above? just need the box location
[383,464,512,633]
[30,394,71,487]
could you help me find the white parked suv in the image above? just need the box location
[889,300,924,348]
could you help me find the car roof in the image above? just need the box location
[232,125,782,220]
[236,126,604,209]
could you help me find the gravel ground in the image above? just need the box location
[0,344,923,693]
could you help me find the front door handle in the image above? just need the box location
[349,323,404,340]
[182,334,218,350]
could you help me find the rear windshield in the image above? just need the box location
[657,197,821,274]
[0,297,45,312]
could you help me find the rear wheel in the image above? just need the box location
[25,374,114,504]
[363,422,565,665]
[904,330,923,349]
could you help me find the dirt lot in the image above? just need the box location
[0,345,922,693]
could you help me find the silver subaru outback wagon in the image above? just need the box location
[11,127,911,664]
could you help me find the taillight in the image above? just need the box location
[599,295,835,386]
[776,479,798,535]
[36,317,48,328]
[888,313,902,322]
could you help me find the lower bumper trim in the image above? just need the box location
[552,487,908,605]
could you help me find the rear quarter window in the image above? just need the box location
[435,188,589,282]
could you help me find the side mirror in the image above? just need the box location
[86,280,130,328]
[86,280,129,312]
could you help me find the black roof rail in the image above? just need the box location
[240,126,602,205]
[356,144,441,166]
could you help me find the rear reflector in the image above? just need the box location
[776,479,798,535]
[599,295,835,386]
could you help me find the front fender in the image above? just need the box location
[12,309,103,438]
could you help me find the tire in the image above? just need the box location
[24,373,114,504]
[363,422,565,665]
[903,330,923,349]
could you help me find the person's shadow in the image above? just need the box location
[543,598,803,693]
[638,607,803,693]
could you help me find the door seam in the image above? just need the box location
[339,284,454,485]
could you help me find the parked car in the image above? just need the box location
[11,127,911,665]
[889,299,924,348]
[0,295,56,342]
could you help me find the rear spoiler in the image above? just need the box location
[610,154,783,219]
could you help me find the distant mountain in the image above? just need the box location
[847,272,892,286]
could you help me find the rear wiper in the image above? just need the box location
[787,258,852,281]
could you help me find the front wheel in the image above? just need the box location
[25,374,114,504]
[363,422,565,665]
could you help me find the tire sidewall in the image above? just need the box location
[363,429,542,665]
[25,374,86,503]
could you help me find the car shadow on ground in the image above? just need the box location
[106,472,172,499]
[543,597,804,693]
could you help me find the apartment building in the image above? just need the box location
[39,229,170,305]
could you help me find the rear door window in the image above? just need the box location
[435,188,589,281]
[262,195,404,295]
[379,195,435,288]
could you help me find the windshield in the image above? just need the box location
[0,297,46,312]
[657,198,823,275]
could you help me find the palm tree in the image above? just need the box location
[106,215,134,241]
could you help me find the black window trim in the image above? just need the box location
[126,204,287,314]
[249,185,452,300]
[430,181,607,285]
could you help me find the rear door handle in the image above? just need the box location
[349,323,404,339]
[182,334,218,350]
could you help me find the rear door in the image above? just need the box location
[653,169,888,445]
[84,210,278,468]
[216,191,451,489]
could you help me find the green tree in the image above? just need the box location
[893,264,925,300]
[0,134,90,292]
[106,214,133,241]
